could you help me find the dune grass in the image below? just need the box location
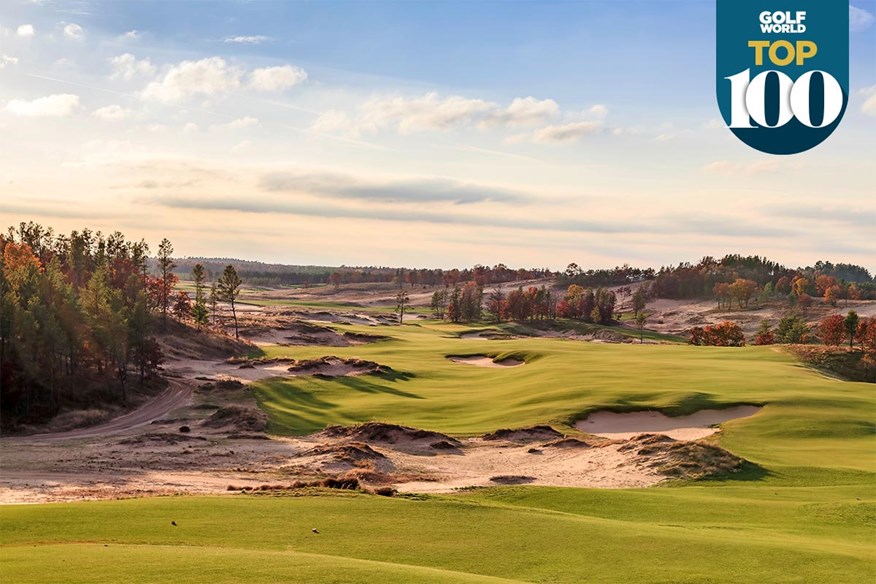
[2,321,873,583]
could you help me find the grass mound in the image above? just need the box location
[482,425,563,442]
[620,434,747,479]
[321,422,460,447]
[203,406,268,433]
[297,442,387,464]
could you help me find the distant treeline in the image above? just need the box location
[649,255,875,301]
[171,258,555,288]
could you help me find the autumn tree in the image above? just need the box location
[218,265,242,339]
[172,291,192,321]
[754,320,775,345]
[819,315,845,346]
[487,288,505,323]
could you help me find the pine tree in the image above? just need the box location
[156,238,176,330]
[191,263,209,331]
[218,265,242,339]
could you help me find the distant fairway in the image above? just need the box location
[2,321,874,583]
[254,322,875,470]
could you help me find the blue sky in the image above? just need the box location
[1,1,874,270]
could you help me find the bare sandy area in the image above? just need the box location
[448,356,524,368]
[576,405,763,440]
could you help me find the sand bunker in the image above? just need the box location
[448,355,524,368]
[576,405,762,440]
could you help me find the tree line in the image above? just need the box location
[1,222,245,426]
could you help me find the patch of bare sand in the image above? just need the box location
[448,355,524,368]
[576,405,763,440]
[392,438,660,493]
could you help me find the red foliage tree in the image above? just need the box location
[818,315,846,346]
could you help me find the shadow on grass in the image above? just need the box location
[332,375,424,399]
[697,461,772,483]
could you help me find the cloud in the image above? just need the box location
[312,109,352,133]
[861,85,876,117]
[3,93,79,117]
[0,55,19,69]
[224,35,271,44]
[482,97,559,127]
[182,122,199,134]
[109,53,156,80]
[248,65,307,91]
[320,92,604,140]
[359,92,496,134]
[226,116,260,129]
[703,160,784,176]
[258,170,529,204]
[92,104,131,121]
[532,121,603,143]
[850,5,875,32]
[63,23,85,40]
[142,57,242,103]
[121,30,140,40]
[17,24,35,38]
[587,104,609,119]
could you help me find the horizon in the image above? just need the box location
[2,1,875,272]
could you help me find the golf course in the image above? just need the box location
[2,320,874,583]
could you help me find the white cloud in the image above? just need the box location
[109,53,156,80]
[861,86,876,117]
[182,122,199,134]
[227,116,260,129]
[224,35,271,44]
[17,24,35,38]
[3,93,80,117]
[532,121,602,143]
[0,55,19,69]
[312,110,352,133]
[850,6,875,32]
[121,30,140,40]
[483,97,559,127]
[63,23,85,40]
[248,65,307,91]
[142,57,242,103]
[360,92,496,134]
[92,104,131,121]
[587,104,609,119]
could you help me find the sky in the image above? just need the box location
[1,0,874,272]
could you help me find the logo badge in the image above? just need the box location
[717,1,849,155]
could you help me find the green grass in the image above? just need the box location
[1,485,874,584]
[2,321,874,583]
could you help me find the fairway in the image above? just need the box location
[2,322,874,583]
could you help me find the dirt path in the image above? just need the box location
[6,379,194,443]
